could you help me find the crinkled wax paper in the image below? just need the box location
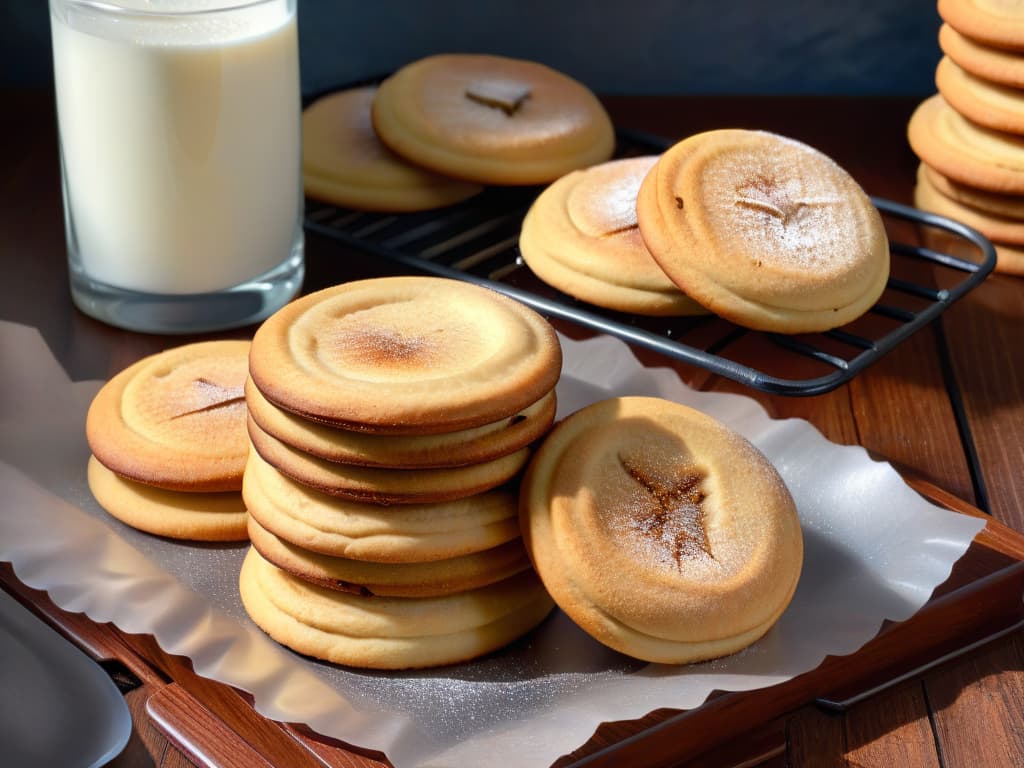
[0,320,984,767]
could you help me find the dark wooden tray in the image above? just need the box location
[2,475,1022,768]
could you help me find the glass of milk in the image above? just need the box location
[49,0,304,333]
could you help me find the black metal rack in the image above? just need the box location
[304,130,997,396]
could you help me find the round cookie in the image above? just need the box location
[248,276,562,434]
[248,416,531,504]
[936,55,1024,135]
[938,0,1024,52]
[371,53,615,185]
[247,515,530,597]
[916,164,1024,244]
[915,170,1024,275]
[520,396,803,664]
[87,456,247,541]
[921,163,1024,219]
[243,449,522,561]
[907,94,1024,194]
[518,155,708,316]
[989,240,1024,275]
[303,86,482,212]
[636,129,889,333]
[239,547,555,669]
[86,340,250,492]
[245,377,556,469]
[939,23,1024,89]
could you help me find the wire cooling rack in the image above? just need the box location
[304,130,997,397]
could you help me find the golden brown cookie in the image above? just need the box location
[371,53,615,185]
[921,163,1024,219]
[989,240,1024,274]
[248,515,530,598]
[636,129,889,333]
[302,86,482,211]
[939,0,1024,52]
[87,456,248,541]
[520,396,803,664]
[245,377,555,469]
[939,23,1024,89]
[248,416,531,504]
[936,55,1024,135]
[916,164,1024,244]
[519,155,708,316]
[239,547,554,669]
[907,94,1024,194]
[86,340,250,492]
[243,449,521,562]
[248,276,561,434]
[915,169,1024,275]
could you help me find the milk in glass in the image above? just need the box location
[50,0,304,330]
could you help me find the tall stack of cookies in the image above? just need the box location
[908,0,1024,275]
[239,276,561,669]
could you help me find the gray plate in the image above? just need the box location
[0,587,132,768]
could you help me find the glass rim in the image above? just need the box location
[50,0,285,19]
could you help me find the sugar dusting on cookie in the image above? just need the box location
[169,378,245,420]
[698,142,861,273]
[566,155,659,237]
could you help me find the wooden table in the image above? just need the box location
[3,87,1024,768]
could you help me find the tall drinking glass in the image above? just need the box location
[49,0,304,333]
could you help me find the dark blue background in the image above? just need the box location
[4,0,942,97]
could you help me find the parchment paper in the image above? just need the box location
[0,320,984,767]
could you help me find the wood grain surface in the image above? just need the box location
[2,88,1024,767]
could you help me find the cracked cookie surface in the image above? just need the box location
[86,340,251,492]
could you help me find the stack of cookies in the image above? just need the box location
[85,341,251,542]
[302,53,615,212]
[907,0,1024,275]
[239,276,561,669]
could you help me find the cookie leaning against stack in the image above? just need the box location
[520,396,803,664]
[906,1,1024,275]
[85,340,251,541]
[240,276,561,669]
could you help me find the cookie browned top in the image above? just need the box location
[371,53,615,185]
[637,129,889,333]
[939,0,1024,51]
[249,276,561,433]
[86,340,250,492]
[520,396,803,663]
